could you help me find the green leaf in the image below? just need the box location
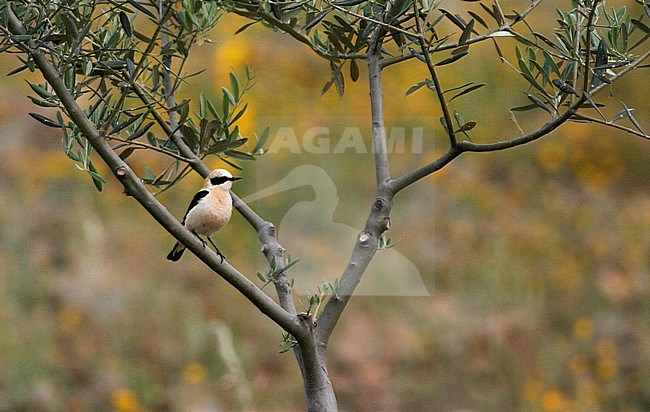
[434,51,469,66]
[225,150,256,161]
[459,19,475,45]
[405,79,432,96]
[525,93,552,114]
[28,96,59,107]
[119,147,136,160]
[449,83,485,102]
[111,113,143,134]
[222,87,236,107]
[350,59,359,82]
[253,127,270,153]
[205,138,247,155]
[334,0,366,6]
[235,21,259,35]
[631,18,650,34]
[468,11,488,29]
[128,122,154,140]
[27,82,55,99]
[621,102,646,134]
[119,11,132,37]
[439,9,466,30]
[29,113,60,128]
[304,10,329,31]
[510,104,539,112]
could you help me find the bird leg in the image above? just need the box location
[191,230,207,248]
[207,235,225,263]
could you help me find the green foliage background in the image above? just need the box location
[0,3,649,411]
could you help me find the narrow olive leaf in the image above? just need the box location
[611,107,634,122]
[552,79,579,96]
[7,65,28,76]
[435,51,469,66]
[591,40,608,87]
[439,116,451,135]
[119,147,136,160]
[468,11,488,28]
[225,150,256,161]
[593,61,629,70]
[206,138,247,154]
[111,113,143,134]
[480,2,497,20]
[222,87,236,107]
[525,93,552,114]
[304,10,329,30]
[622,102,646,134]
[350,59,360,82]
[443,82,474,94]
[253,127,270,153]
[119,11,132,37]
[453,121,477,134]
[334,0,366,6]
[510,103,539,111]
[453,110,475,141]
[528,59,551,87]
[27,82,55,99]
[509,111,524,135]
[459,19,475,45]
[583,94,607,121]
[128,121,154,140]
[631,18,650,34]
[439,9,466,30]
[405,79,432,96]
[127,0,156,18]
[29,112,60,128]
[235,21,259,35]
[28,96,59,108]
[283,0,310,11]
[592,73,612,84]
[449,83,485,102]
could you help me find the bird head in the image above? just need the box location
[205,169,241,190]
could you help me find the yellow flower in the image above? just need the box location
[542,390,565,412]
[111,389,140,412]
[572,317,594,341]
[57,305,82,332]
[183,362,207,385]
[596,357,618,381]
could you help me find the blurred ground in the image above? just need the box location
[0,3,649,411]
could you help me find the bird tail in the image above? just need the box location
[167,241,186,261]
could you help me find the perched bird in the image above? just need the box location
[167,169,241,262]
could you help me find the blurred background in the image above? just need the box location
[0,2,649,411]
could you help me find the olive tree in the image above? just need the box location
[1,0,647,409]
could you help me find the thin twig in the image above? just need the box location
[326,0,414,37]
[106,134,195,162]
[382,0,544,68]
[413,2,456,148]
[571,114,649,139]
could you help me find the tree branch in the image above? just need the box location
[382,0,544,68]
[571,114,649,140]
[5,4,304,339]
[413,2,456,148]
[590,48,650,97]
[457,96,587,153]
[390,148,461,193]
[368,39,391,187]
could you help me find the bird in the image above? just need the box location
[167,169,241,262]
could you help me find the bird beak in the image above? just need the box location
[231,177,242,181]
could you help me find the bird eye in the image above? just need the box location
[210,176,229,185]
